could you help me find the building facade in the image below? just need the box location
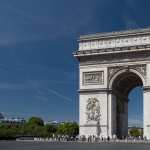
[74,28,150,139]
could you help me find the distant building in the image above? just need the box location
[0,113,4,122]
[45,120,59,126]
[0,112,26,124]
[0,117,25,125]
[45,120,68,126]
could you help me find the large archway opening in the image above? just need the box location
[128,86,143,133]
[111,71,143,139]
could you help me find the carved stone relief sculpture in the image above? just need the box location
[86,97,101,122]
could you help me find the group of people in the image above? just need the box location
[34,135,78,142]
[79,135,111,142]
[31,134,149,143]
[78,135,148,143]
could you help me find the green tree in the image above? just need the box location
[27,117,44,126]
[22,117,44,137]
[44,124,57,137]
[57,122,79,137]
[0,123,22,140]
[0,119,79,139]
[129,127,142,137]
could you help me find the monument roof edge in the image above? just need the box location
[79,27,150,41]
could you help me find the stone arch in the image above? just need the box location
[75,28,150,139]
[109,68,145,138]
[109,68,145,90]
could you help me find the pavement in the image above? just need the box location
[0,141,150,150]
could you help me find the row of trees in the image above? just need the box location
[0,117,79,140]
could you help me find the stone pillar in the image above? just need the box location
[108,93,116,138]
[118,99,128,138]
[143,88,150,139]
[115,97,128,138]
[112,94,117,136]
[79,92,108,138]
[143,64,150,139]
[108,93,112,138]
[121,100,128,137]
[124,101,128,137]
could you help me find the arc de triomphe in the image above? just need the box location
[74,28,150,139]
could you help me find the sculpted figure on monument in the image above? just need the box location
[86,97,101,122]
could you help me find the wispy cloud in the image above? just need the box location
[47,89,72,102]
[0,0,111,46]
[0,0,94,46]
[128,116,143,127]
[35,88,73,103]
[0,79,74,104]
[0,82,30,91]
[0,62,77,85]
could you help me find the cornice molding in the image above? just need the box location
[74,44,150,58]
[79,27,150,41]
[80,124,107,127]
[79,51,150,66]
[143,86,150,92]
[79,88,110,93]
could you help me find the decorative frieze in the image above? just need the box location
[79,34,150,51]
[108,66,124,81]
[83,71,104,85]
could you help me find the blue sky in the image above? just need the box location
[0,0,149,124]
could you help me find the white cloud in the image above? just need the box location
[0,0,110,46]
[47,88,72,102]
[35,88,73,103]
[128,116,143,127]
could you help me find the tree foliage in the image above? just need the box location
[0,117,79,140]
[0,123,22,140]
[129,127,142,137]
[57,122,79,137]
[27,117,44,127]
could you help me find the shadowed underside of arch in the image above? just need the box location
[112,71,143,97]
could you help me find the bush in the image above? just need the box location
[57,122,79,137]
[129,127,142,137]
[0,118,79,140]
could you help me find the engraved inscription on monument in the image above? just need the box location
[83,71,104,85]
